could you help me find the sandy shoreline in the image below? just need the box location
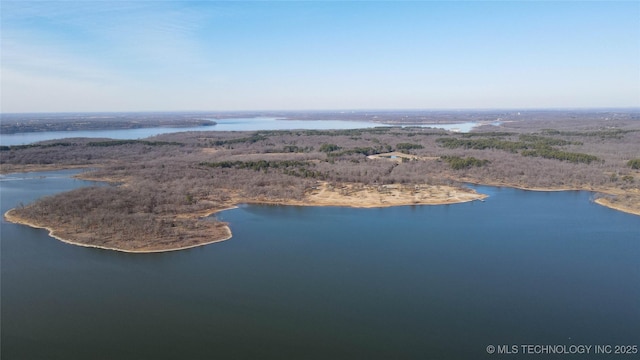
[245,182,487,209]
[5,184,637,254]
[457,178,640,216]
[3,169,638,253]
[593,198,640,216]
[3,183,486,253]
[4,208,233,254]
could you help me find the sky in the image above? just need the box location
[1,0,639,113]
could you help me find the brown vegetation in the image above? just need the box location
[0,113,216,134]
[2,111,639,252]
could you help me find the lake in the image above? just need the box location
[0,117,483,146]
[1,170,638,359]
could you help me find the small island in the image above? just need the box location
[2,111,639,252]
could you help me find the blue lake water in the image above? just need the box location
[1,170,639,359]
[0,117,481,146]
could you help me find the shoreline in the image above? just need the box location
[3,193,481,254]
[244,182,488,209]
[5,182,637,254]
[3,184,486,253]
[3,164,638,216]
[3,169,638,253]
[459,178,640,216]
[593,198,640,217]
[4,208,233,254]
[243,197,483,208]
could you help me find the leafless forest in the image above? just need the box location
[2,111,639,251]
[0,112,216,134]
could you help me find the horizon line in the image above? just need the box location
[2,106,640,116]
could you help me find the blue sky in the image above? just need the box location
[1,1,639,112]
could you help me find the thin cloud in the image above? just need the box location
[2,1,638,112]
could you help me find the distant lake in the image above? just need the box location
[0,117,482,146]
[2,170,638,359]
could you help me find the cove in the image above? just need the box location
[1,170,639,359]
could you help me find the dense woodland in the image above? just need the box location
[2,112,639,250]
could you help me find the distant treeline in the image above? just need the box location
[209,134,268,146]
[541,128,636,139]
[436,135,600,164]
[396,143,424,151]
[318,142,423,156]
[1,118,215,134]
[441,156,490,170]
[199,160,325,179]
[86,140,183,147]
[436,137,528,152]
[207,128,403,147]
[1,140,182,151]
[327,147,385,157]
[1,142,75,151]
[521,148,599,164]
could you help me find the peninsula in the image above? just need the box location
[2,111,639,252]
